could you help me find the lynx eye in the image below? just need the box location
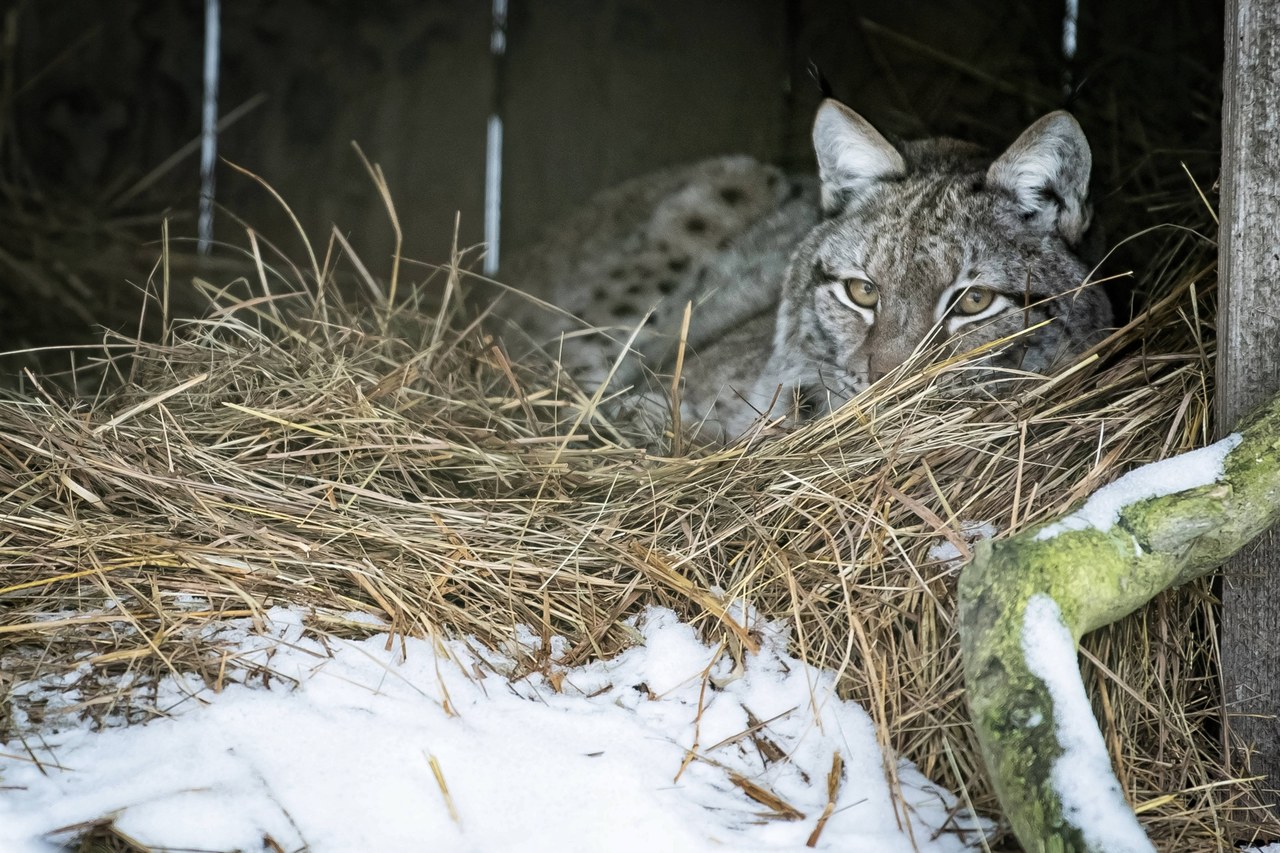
[953,286,996,316]
[843,278,879,309]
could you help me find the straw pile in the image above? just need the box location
[1,183,1275,850]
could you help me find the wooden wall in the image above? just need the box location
[500,1,790,254]
[5,0,1221,342]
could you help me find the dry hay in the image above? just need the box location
[0,189,1276,851]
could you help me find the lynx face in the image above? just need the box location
[767,102,1110,406]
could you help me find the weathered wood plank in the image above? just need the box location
[217,1,493,264]
[1218,0,1280,802]
[500,0,789,257]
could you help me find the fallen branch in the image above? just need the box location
[960,392,1280,851]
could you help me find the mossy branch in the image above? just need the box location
[960,392,1280,852]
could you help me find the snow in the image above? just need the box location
[1020,594,1155,853]
[1034,432,1242,541]
[928,521,998,568]
[0,606,988,853]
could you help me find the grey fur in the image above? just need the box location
[502,99,1112,442]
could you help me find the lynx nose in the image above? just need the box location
[867,356,901,384]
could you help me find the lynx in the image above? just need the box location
[502,99,1112,442]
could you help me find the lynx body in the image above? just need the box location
[503,100,1112,441]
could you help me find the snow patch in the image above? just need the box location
[928,520,998,568]
[0,606,990,852]
[335,609,389,627]
[1035,433,1241,541]
[1021,594,1155,852]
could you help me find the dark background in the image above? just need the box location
[0,0,1223,371]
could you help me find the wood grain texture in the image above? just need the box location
[500,0,789,256]
[1218,0,1280,802]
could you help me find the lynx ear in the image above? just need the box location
[812,100,905,216]
[987,111,1092,245]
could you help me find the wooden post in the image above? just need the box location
[1219,0,1280,800]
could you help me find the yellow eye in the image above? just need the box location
[843,278,879,309]
[954,286,996,316]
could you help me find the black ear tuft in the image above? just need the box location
[807,61,834,99]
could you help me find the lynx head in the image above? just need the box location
[771,99,1110,402]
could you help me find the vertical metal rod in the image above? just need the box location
[1062,0,1078,61]
[484,115,504,276]
[1061,0,1079,96]
[484,0,508,276]
[198,0,221,255]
